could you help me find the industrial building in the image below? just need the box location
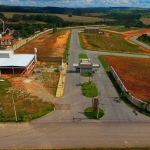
[0,50,36,76]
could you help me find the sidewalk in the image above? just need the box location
[56,62,67,97]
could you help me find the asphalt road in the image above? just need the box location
[0,30,150,149]
[130,36,150,50]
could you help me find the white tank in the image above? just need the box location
[0,34,2,38]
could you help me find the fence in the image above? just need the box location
[110,66,150,112]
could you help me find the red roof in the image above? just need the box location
[0,36,14,40]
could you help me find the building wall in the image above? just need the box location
[84,29,99,34]
[0,51,14,58]
[80,68,93,73]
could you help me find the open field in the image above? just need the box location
[103,56,150,102]
[3,12,104,23]
[15,29,70,57]
[0,61,60,122]
[80,32,150,54]
[0,75,55,122]
[140,18,150,25]
[103,26,146,32]
[80,28,150,54]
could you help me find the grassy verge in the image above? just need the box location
[80,72,91,77]
[63,30,71,63]
[84,107,104,119]
[98,55,109,71]
[99,55,150,117]
[82,82,98,97]
[78,53,88,59]
[78,33,87,49]
[0,79,54,122]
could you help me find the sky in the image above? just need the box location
[0,0,150,8]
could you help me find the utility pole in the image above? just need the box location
[0,19,5,34]
[11,91,17,122]
[9,88,18,122]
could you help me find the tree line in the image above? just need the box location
[0,12,104,38]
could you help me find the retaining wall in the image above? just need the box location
[110,66,150,112]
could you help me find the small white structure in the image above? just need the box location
[0,50,36,76]
[73,59,100,73]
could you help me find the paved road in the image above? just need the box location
[0,29,150,149]
[130,36,150,50]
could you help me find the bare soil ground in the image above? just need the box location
[103,56,150,102]
[9,61,60,103]
[15,30,70,57]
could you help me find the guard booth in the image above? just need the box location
[73,59,100,73]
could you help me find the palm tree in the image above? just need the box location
[87,72,94,82]
[88,80,94,94]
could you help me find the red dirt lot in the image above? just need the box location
[103,56,150,102]
[15,30,70,57]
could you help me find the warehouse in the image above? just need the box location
[0,51,36,76]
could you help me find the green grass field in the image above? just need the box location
[98,55,109,71]
[80,32,145,53]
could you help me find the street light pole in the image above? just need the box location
[11,91,17,122]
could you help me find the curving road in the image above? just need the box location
[130,36,150,50]
[0,30,150,149]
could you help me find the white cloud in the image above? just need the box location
[0,0,150,8]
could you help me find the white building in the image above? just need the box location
[0,51,36,76]
[73,59,100,73]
